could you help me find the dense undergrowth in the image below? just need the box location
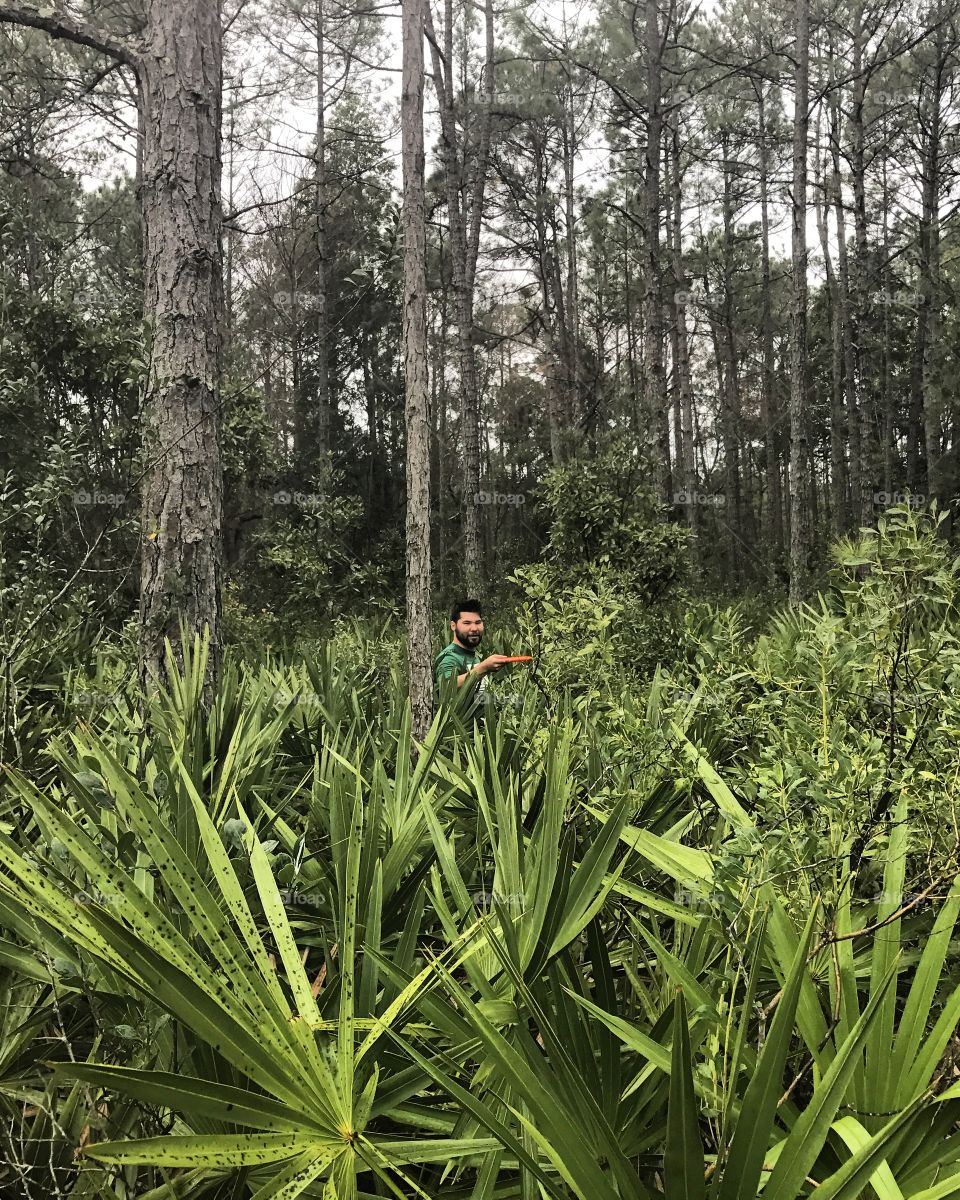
[1,506,960,1197]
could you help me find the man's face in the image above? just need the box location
[452,611,484,650]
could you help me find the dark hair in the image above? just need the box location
[450,598,483,622]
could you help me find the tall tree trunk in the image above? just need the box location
[756,80,783,551]
[919,35,945,507]
[829,90,859,530]
[789,0,812,604]
[846,8,872,526]
[669,127,698,553]
[424,0,495,593]
[706,295,739,576]
[562,71,581,430]
[720,137,743,553]
[880,141,895,498]
[362,328,378,517]
[313,0,331,486]
[623,233,640,435]
[0,0,229,692]
[813,125,847,535]
[138,0,224,690]
[642,0,668,502]
[401,0,433,740]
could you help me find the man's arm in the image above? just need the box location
[436,653,513,689]
[454,655,513,686]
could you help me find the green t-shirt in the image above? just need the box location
[434,641,477,683]
[434,641,489,719]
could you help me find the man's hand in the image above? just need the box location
[475,654,514,677]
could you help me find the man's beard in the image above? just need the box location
[460,631,482,648]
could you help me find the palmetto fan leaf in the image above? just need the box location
[0,727,497,1196]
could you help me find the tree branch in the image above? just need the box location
[0,4,139,68]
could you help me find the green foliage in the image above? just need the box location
[2,518,960,1195]
[508,439,691,704]
[536,438,689,593]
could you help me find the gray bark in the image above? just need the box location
[0,0,227,692]
[314,0,331,485]
[424,0,494,593]
[137,0,224,690]
[755,80,783,550]
[642,0,668,502]
[402,0,433,740]
[789,0,812,604]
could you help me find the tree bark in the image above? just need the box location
[755,80,784,551]
[829,89,859,530]
[719,135,743,554]
[846,7,873,527]
[642,0,668,502]
[313,0,331,486]
[0,0,227,693]
[670,130,697,552]
[919,25,946,508]
[137,0,224,691]
[813,122,847,535]
[789,0,813,604]
[424,0,494,593]
[402,0,433,741]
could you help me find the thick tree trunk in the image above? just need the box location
[789,0,812,604]
[401,0,433,741]
[0,0,228,693]
[138,0,224,690]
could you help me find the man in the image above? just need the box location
[434,600,514,701]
